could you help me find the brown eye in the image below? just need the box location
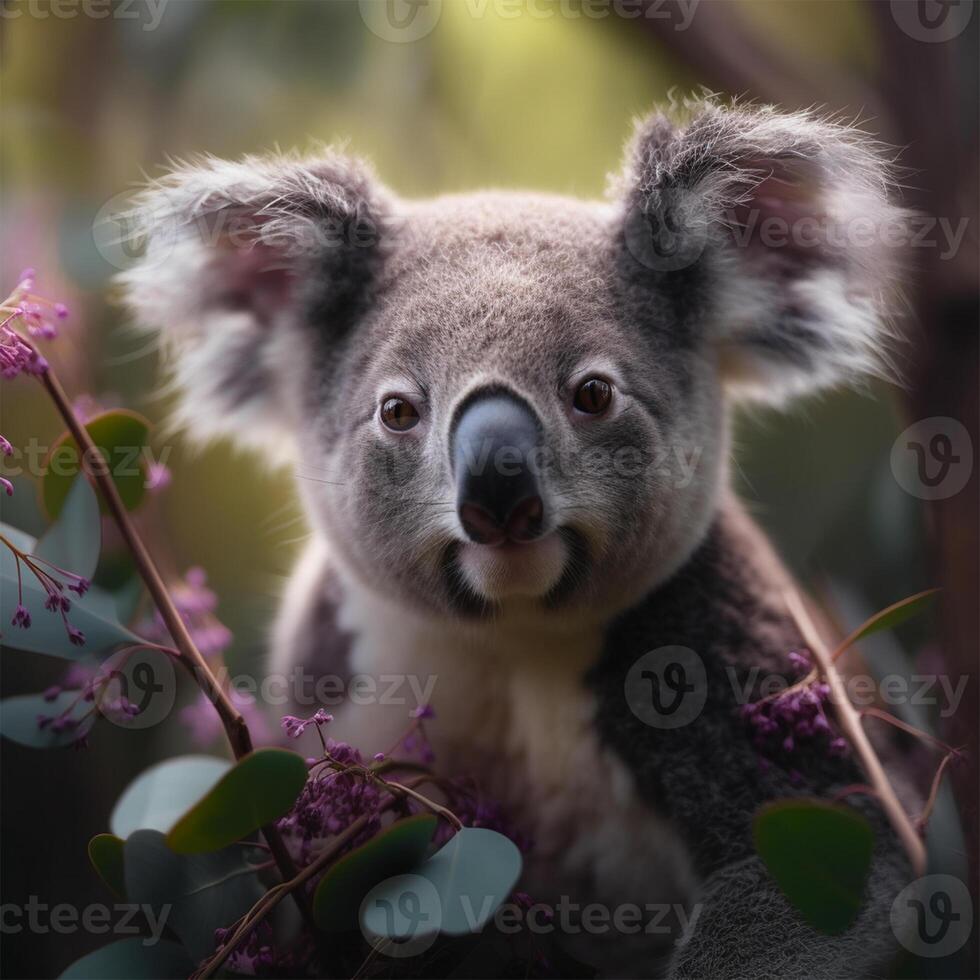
[380,397,420,432]
[573,378,612,415]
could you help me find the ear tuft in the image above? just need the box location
[615,96,911,405]
[117,148,389,459]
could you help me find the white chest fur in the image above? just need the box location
[322,574,696,947]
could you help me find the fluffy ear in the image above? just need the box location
[118,150,390,457]
[616,99,909,404]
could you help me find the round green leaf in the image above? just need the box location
[88,834,126,899]
[111,755,231,839]
[360,827,523,942]
[167,748,309,854]
[753,799,874,935]
[59,938,193,979]
[0,691,94,748]
[124,829,265,961]
[42,409,151,519]
[314,814,437,932]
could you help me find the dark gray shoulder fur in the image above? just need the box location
[589,498,913,977]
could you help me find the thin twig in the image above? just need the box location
[783,588,927,877]
[193,812,374,979]
[917,751,958,831]
[860,706,959,755]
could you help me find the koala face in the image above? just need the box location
[282,193,725,620]
[122,100,905,624]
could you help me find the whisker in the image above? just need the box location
[294,472,347,487]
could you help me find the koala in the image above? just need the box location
[122,99,914,978]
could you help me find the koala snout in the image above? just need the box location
[451,391,545,546]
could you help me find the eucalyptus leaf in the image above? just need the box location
[34,476,101,580]
[167,748,308,854]
[753,799,874,935]
[111,755,232,839]
[0,690,94,748]
[88,834,127,899]
[111,575,145,625]
[314,814,437,932]
[844,588,939,650]
[42,409,151,519]
[124,829,265,961]
[1,522,38,553]
[360,827,522,943]
[59,938,194,979]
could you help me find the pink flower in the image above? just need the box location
[281,709,333,740]
[138,567,233,658]
[1,270,68,377]
[145,461,171,492]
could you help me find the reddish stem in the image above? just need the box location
[34,365,305,913]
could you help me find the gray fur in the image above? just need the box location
[121,98,913,977]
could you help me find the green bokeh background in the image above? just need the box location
[0,2,947,976]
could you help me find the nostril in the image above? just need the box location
[505,495,544,543]
[459,502,506,546]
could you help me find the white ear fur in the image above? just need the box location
[618,98,910,405]
[117,149,387,459]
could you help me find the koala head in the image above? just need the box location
[121,100,905,626]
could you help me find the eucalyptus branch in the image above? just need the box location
[194,770,461,978]
[193,811,374,979]
[29,359,306,910]
[783,588,928,877]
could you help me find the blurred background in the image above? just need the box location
[1,1,977,976]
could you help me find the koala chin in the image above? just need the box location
[122,99,915,978]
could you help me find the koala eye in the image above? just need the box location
[380,396,420,432]
[573,378,613,415]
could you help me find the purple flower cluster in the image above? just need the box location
[281,708,333,740]
[138,566,232,657]
[207,706,536,975]
[36,661,141,747]
[740,650,848,775]
[277,746,385,865]
[213,920,315,978]
[1,269,68,380]
[3,540,91,647]
[1,434,13,497]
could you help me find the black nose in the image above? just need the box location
[452,391,545,545]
